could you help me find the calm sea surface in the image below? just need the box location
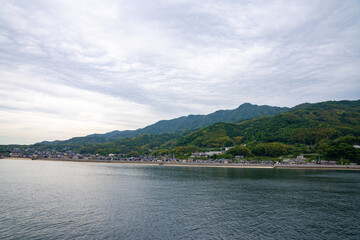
[0,159,359,240]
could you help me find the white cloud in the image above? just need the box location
[0,66,160,144]
[0,0,359,144]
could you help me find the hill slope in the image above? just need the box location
[36,103,289,147]
[139,103,289,134]
[68,100,359,162]
[23,100,360,162]
[178,100,360,148]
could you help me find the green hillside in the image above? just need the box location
[5,100,359,163]
[179,100,359,146]
[35,103,288,147]
[139,103,289,134]
[78,133,181,156]
[177,100,360,162]
[57,100,360,162]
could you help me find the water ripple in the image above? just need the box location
[0,160,359,239]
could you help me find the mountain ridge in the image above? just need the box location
[177,100,360,147]
[4,99,359,162]
[36,103,289,146]
[74,99,360,163]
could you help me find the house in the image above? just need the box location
[237,160,247,164]
[10,152,22,157]
[72,154,83,160]
[205,151,222,156]
[295,156,306,164]
[191,152,206,157]
[261,160,272,165]
[283,159,295,164]
[296,155,305,161]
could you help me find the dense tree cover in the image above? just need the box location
[35,130,141,149]
[292,128,340,144]
[174,100,360,161]
[232,101,360,144]
[139,103,289,135]
[226,145,251,157]
[35,103,288,147]
[177,123,244,147]
[251,143,292,157]
[313,136,360,163]
[2,100,359,163]
[79,145,99,154]
[79,133,180,156]
[152,149,170,156]
[171,146,201,158]
[126,151,140,157]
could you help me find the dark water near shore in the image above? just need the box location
[0,159,359,239]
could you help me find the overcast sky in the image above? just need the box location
[0,0,359,144]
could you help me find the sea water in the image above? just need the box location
[0,159,359,239]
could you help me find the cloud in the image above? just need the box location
[0,65,159,144]
[0,0,359,144]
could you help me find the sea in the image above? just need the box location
[0,159,359,240]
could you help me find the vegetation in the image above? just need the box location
[177,122,244,147]
[171,146,201,158]
[35,103,289,147]
[174,100,360,162]
[2,100,360,163]
[78,133,181,156]
[226,145,251,157]
[251,143,292,157]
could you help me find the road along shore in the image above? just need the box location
[2,157,360,170]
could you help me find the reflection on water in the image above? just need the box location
[0,159,359,239]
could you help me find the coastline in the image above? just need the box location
[2,157,360,170]
[1,157,273,169]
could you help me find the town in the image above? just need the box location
[4,147,359,169]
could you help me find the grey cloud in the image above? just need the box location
[0,0,359,143]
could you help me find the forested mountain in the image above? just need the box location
[139,103,289,134]
[36,103,289,147]
[78,133,181,156]
[179,100,360,147]
[4,100,359,162]
[55,100,360,162]
[176,100,360,162]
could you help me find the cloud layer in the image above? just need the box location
[0,0,359,144]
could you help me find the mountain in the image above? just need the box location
[36,103,289,147]
[79,133,181,156]
[138,103,289,134]
[178,100,360,147]
[67,100,360,162]
[11,99,360,162]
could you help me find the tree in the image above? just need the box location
[251,142,292,157]
[171,146,200,158]
[227,146,251,157]
[152,149,170,156]
[126,151,140,157]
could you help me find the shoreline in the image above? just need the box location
[2,157,360,170]
[1,157,273,169]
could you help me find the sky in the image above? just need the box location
[0,0,360,144]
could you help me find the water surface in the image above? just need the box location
[0,159,359,239]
